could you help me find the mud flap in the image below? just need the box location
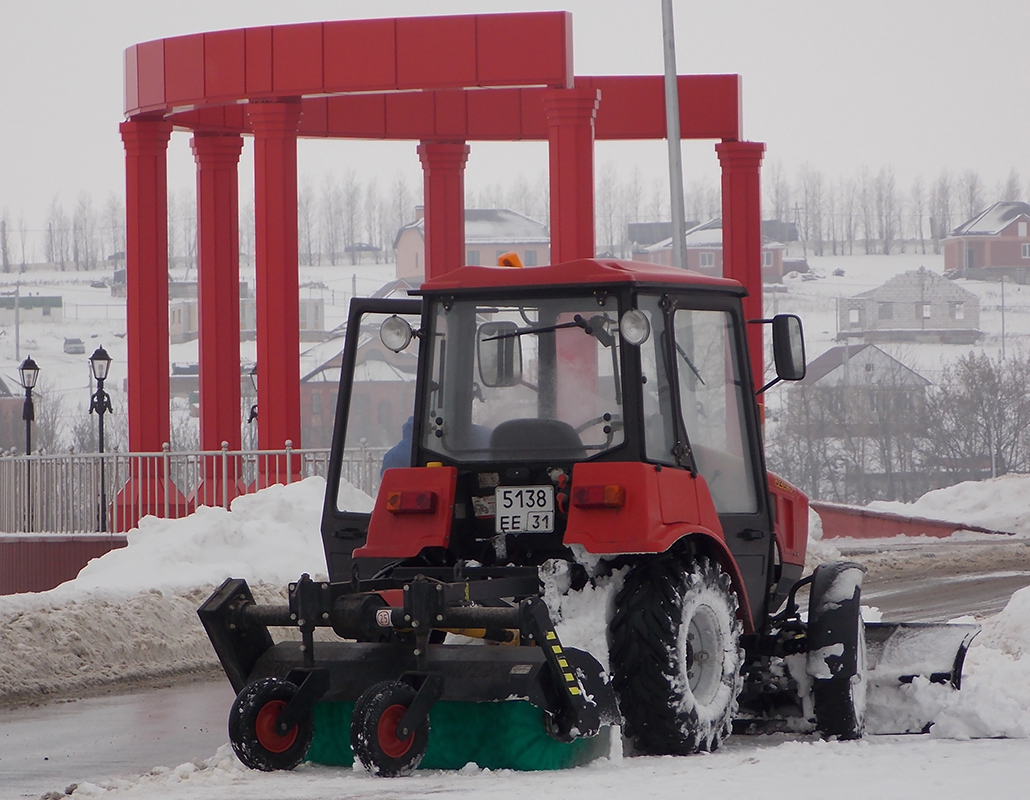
[863,621,980,734]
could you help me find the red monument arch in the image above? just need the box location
[121,11,765,509]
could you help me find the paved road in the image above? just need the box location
[0,679,234,799]
[4,538,1029,798]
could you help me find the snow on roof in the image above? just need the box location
[950,201,1030,236]
[395,208,549,248]
[642,218,785,252]
[852,267,979,301]
[803,342,930,386]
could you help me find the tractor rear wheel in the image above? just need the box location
[228,677,313,771]
[609,555,743,755]
[351,680,429,777]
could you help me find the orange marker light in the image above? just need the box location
[497,252,524,268]
[571,485,625,509]
[386,490,438,514]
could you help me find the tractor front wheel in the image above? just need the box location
[351,680,429,777]
[228,677,313,771]
[609,555,743,755]
[807,562,868,740]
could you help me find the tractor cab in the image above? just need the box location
[321,258,805,624]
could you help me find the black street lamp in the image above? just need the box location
[19,356,39,531]
[247,363,258,424]
[19,356,40,455]
[89,346,113,532]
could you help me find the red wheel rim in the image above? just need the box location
[255,699,298,753]
[377,704,414,759]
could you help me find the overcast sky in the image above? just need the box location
[2,0,1028,238]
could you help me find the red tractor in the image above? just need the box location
[201,258,975,776]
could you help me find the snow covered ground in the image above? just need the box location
[3,475,1030,798]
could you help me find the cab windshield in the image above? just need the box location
[421,295,625,462]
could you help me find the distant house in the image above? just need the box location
[168,291,325,344]
[789,344,933,501]
[299,332,418,450]
[394,208,550,280]
[837,267,981,344]
[0,375,22,453]
[632,219,788,282]
[944,201,1030,282]
[0,295,62,324]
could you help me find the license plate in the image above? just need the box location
[495,485,554,533]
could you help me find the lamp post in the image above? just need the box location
[19,355,39,531]
[19,356,39,455]
[89,346,113,532]
[247,364,258,424]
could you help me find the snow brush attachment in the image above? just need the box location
[200,575,619,776]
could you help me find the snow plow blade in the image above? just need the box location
[864,621,980,734]
[864,621,979,689]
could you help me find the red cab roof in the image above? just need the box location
[418,258,745,295]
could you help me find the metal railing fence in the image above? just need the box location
[0,442,389,534]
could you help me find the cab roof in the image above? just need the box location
[416,258,746,296]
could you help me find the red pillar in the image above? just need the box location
[191,133,246,506]
[117,118,187,530]
[717,141,766,394]
[120,118,173,452]
[249,101,303,464]
[544,88,600,263]
[417,142,470,279]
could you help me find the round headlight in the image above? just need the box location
[380,315,413,352]
[619,309,651,346]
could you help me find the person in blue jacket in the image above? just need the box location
[381,416,414,476]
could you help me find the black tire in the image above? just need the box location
[228,677,313,771]
[807,561,867,740]
[351,680,429,777]
[609,555,743,755]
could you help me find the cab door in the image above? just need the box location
[320,298,422,582]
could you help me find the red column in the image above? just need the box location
[120,118,173,452]
[117,118,186,530]
[544,88,600,264]
[417,142,470,279]
[249,101,303,464]
[717,141,766,394]
[191,133,246,506]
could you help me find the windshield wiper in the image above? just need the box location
[675,341,705,385]
[485,314,613,346]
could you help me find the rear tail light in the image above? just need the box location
[386,490,438,514]
[572,484,625,509]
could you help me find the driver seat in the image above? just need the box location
[489,419,586,461]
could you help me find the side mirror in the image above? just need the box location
[771,314,806,381]
[477,321,522,387]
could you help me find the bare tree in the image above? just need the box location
[72,193,100,270]
[796,164,825,256]
[298,179,316,266]
[239,200,255,267]
[321,175,342,266]
[363,179,384,263]
[102,193,125,263]
[874,166,898,255]
[45,196,71,269]
[929,170,953,254]
[0,209,9,273]
[766,160,791,223]
[1001,169,1022,202]
[341,169,362,265]
[595,162,619,255]
[958,169,985,222]
[910,176,927,254]
[856,168,874,254]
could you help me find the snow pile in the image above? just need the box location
[0,477,372,703]
[868,474,1030,537]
